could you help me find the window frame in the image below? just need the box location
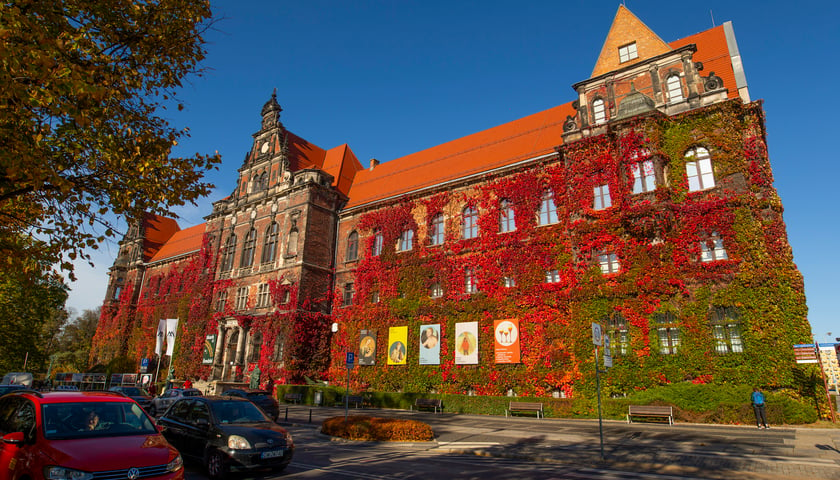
[346,231,359,261]
[220,234,237,272]
[631,158,656,194]
[342,283,354,307]
[464,267,477,294]
[430,283,443,299]
[234,286,249,311]
[261,222,279,264]
[398,229,414,252]
[371,230,383,256]
[700,231,729,262]
[538,190,559,226]
[592,98,607,125]
[685,147,715,192]
[666,74,684,103]
[710,306,744,354]
[593,184,612,210]
[240,228,256,268]
[598,252,620,275]
[654,312,680,355]
[256,283,271,308]
[618,42,638,63]
[498,199,516,233]
[462,207,479,239]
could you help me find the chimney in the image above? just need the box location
[369,158,379,170]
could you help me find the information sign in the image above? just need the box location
[346,351,355,369]
[592,323,602,346]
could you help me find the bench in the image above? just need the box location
[506,402,544,419]
[340,395,365,408]
[412,398,443,413]
[627,405,673,425]
[283,393,303,404]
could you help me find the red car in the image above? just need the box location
[0,390,184,480]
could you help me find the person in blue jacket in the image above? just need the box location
[751,387,769,429]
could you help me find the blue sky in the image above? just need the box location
[67,1,839,344]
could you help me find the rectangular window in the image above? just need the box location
[215,290,227,311]
[504,276,516,288]
[593,184,611,210]
[430,215,445,245]
[235,287,249,311]
[463,208,478,239]
[499,200,516,233]
[538,191,559,225]
[700,232,728,262]
[371,291,380,304]
[608,314,629,356]
[598,253,620,274]
[430,283,443,299]
[399,230,414,252]
[710,307,744,354]
[631,159,656,194]
[372,231,383,256]
[464,267,477,294]
[619,42,638,63]
[342,283,354,306]
[256,283,271,308]
[654,313,680,355]
[545,270,560,283]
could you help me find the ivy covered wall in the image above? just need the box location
[329,99,810,398]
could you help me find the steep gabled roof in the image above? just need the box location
[592,5,672,77]
[323,144,363,197]
[148,224,205,263]
[141,214,180,261]
[345,102,576,209]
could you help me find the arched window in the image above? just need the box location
[346,231,359,261]
[220,234,237,272]
[371,229,383,256]
[240,228,256,267]
[261,222,279,264]
[259,171,268,191]
[462,207,478,239]
[592,98,606,125]
[499,199,516,233]
[286,228,299,256]
[538,190,558,225]
[429,214,444,245]
[685,147,715,191]
[666,74,684,103]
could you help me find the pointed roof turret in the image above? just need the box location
[260,89,283,130]
[591,5,672,77]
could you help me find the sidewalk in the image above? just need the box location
[277,404,840,479]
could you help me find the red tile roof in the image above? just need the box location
[141,214,180,261]
[148,224,206,263]
[669,24,740,101]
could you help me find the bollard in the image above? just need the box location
[309,409,312,423]
[285,407,288,422]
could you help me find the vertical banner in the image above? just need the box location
[494,319,520,364]
[387,326,407,365]
[419,324,440,365]
[155,319,166,356]
[455,321,478,364]
[165,318,179,356]
[202,334,217,364]
[359,330,377,365]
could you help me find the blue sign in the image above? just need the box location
[140,358,150,373]
[345,352,354,368]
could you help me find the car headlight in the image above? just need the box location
[284,431,294,448]
[166,454,183,472]
[228,435,252,450]
[44,466,94,480]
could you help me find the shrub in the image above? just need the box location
[321,415,434,441]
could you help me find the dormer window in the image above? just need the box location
[618,42,638,63]
[666,74,684,103]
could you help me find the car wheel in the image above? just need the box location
[206,449,228,479]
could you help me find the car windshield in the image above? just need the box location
[211,400,268,424]
[42,401,157,439]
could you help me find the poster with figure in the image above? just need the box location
[455,322,478,364]
[359,330,377,365]
[418,324,440,365]
[387,326,408,365]
[494,319,520,364]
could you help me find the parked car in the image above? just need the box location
[157,395,294,478]
[54,385,79,391]
[0,385,26,396]
[222,389,280,421]
[149,388,202,416]
[0,390,183,480]
[0,372,32,387]
[109,385,153,411]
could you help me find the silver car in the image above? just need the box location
[148,388,202,416]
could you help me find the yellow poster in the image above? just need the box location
[387,326,408,365]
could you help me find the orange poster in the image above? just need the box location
[494,319,520,364]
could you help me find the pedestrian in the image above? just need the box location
[751,387,769,429]
[183,377,192,389]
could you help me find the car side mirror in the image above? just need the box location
[2,432,24,446]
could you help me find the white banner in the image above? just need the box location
[154,319,166,356]
[165,318,179,356]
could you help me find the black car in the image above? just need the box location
[222,389,279,421]
[108,385,153,411]
[156,396,294,478]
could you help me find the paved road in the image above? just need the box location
[183,405,840,479]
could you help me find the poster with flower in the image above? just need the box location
[494,319,520,364]
[359,330,377,366]
[387,326,407,365]
[455,321,478,364]
[418,324,440,365]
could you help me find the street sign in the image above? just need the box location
[793,344,818,364]
[346,351,355,369]
[592,323,602,346]
[140,358,149,373]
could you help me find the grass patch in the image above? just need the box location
[321,415,434,441]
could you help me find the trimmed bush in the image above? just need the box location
[322,415,434,441]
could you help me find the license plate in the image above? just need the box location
[261,449,284,459]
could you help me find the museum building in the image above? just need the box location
[93,7,810,396]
